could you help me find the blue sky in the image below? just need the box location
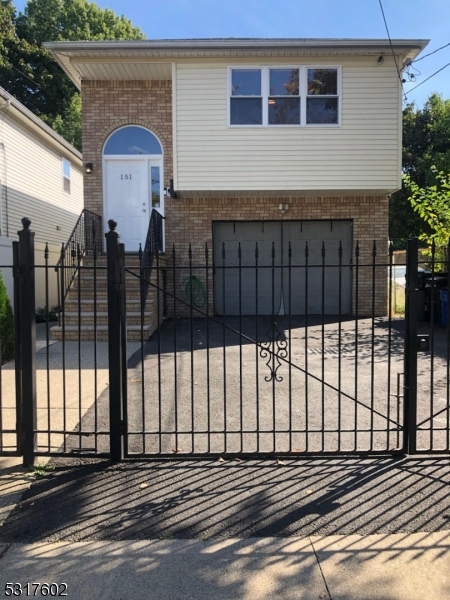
[14,0,450,107]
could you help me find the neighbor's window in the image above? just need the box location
[62,158,71,194]
[229,66,340,127]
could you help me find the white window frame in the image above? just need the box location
[62,158,71,194]
[228,66,342,128]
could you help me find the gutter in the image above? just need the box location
[43,38,429,53]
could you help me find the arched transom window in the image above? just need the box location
[103,126,163,155]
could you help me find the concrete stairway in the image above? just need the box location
[51,254,166,342]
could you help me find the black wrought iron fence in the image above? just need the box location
[56,209,102,310]
[1,218,450,466]
[138,209,164,309]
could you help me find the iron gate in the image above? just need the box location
[1,217,449,464]
[119,231,404,457]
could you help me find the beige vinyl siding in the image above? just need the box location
[0,113,83,245]
[175,56,402,192]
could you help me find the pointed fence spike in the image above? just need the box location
[44,242,49,260]
[172,243,176,260]
[188,242,192,259]
[205,242,209,258]
[305,241,309,258]
[255,242,259,259]
[60,242,65,260]
[272,241,275,259]
[372,240,377,258]
[238,242,242,259]
[389,240,394,257]
[355,241,360,258]
[222,242,226,260]
[288,241,292,259]
[321,241,326,258]
[338,240,343,258]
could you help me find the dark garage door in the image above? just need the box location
[213,220,352,316]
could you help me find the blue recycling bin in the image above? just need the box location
[440,290,448,327]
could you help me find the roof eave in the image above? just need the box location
[43,38,429,91]
[0,86,82,163]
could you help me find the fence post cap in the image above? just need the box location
[105,219,120,240]
[18,217,35,237]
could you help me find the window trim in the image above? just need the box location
[228,65,342,128]
[62,158,71,195]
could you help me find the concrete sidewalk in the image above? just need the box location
[1,457,449,600]
[0,532,449,599]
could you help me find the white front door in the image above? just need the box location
[104,159,149,251]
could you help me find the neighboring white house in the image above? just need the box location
[0,86,84,306]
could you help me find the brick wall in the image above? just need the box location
[81,80,173,216]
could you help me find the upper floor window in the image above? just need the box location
[307,69,339,124]
[229,66,340,127]
[103,125,163,155]
[62,158,71,194]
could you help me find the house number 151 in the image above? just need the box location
[121,174,132,180]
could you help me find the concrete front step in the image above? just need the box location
[62,299,154,312]
[51,324,152,342]
[53,254,166,341]
[82,253,168,265]
[65,290,163,302]
[72,276,158,288]
[62,311,152,326]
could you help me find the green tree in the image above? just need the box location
[0,0,145,150]
[51,92,81,149]
[403,167,450,250]
[390,94,450,247]
[16,0,145,44]
[0,271,14,364]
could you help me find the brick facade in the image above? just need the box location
[81,80,173,216]
[81,80,389,317]
[164,195,389,317]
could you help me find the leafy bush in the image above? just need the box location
[0,270,14,364]
[36,306,59,323]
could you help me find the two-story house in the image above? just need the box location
[45,38,427,336]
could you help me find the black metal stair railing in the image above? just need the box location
[56,209,103,309]
[139,209,165,308]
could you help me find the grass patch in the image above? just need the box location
[390,282,405,315]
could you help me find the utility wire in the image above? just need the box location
[378,0,403,84]
[11,64,44,89]
[404,59,450,96]
[413,41,450,63]
[9,63,76,107]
